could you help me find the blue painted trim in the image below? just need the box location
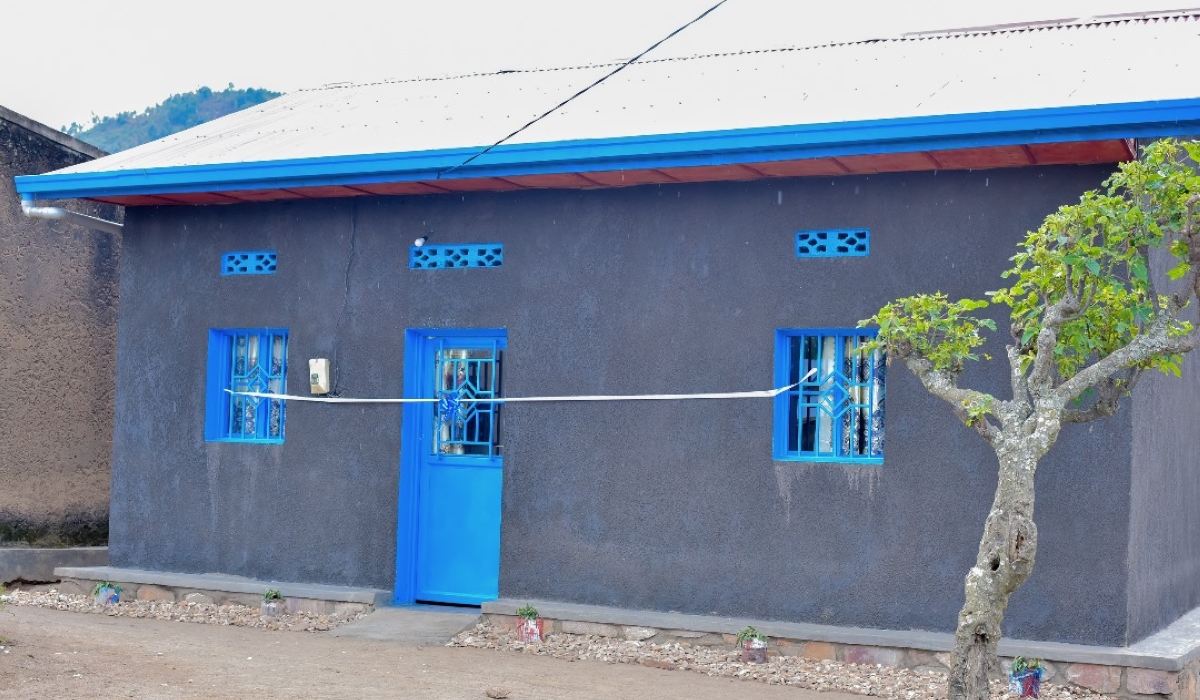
[773,327,884,464]
[395,327,507,606]
[204,330,230,441]
[410,243,504,269]
[796,229,870,258]
[395,329,425,605]
[15,99,1200,200]
[222,250,278,275]
[204,327,289,443]
[775,455,885,465]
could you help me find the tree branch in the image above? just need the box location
[1061,369,1142,423]
[1027,294,1080,393]
[1005,345,1031,417]
[1055,316,1199,406]
[905,357,1004,444]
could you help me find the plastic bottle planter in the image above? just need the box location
[736,626,768,664]
[515,605,542,643]
[1009,667,1043,698]
[741,638,768,663]
[516,618,543,643]
[92,582,121,605]
[260,590,285,618]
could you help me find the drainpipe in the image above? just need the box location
[20,195,122,235]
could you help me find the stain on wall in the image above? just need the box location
[113,164,1153,645]
[0,107,120,546]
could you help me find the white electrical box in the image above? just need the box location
[308,358,331,394]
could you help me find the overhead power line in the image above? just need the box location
[438,0,731,177]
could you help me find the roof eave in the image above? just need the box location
[15,98,1200,201]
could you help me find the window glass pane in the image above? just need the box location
[209,329,288,442]
[779,329,884,462]
[434,346,502,457]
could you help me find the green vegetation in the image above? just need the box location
[92,581,122,596]
[734,626,767,645]
[64,83,281,153]
[515,604,539,620]
[860,139,1200,700]
[263,589,284,601]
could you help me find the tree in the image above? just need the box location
[63,84,282,153]
[860,139,1200,700]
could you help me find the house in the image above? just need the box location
[0,105,119,552]
[13,10,1200,653]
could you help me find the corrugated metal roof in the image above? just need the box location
[15,10,1200,202]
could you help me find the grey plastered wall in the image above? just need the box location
[114,164,1137,644]
[0,106,120,546]
[1126,235,1200,643]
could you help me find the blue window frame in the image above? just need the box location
[205,329,288,443]
[774,329,885,463]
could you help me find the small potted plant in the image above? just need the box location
[260,589,285,617]
[735,626,768,663]
[93,581,121,605]
[1009,656,1044,698]
[515,604,543,643]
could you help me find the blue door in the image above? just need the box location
[396,330,505,605]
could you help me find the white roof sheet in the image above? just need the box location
[52,12,1200,176]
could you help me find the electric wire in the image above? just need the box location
[437,0,731,177]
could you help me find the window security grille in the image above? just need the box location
[795,229,869,258]
[222,251,277,275]
[410,244,503,269]
[206,329,288,443]
[775,329,885,462]
[433,345,503,458]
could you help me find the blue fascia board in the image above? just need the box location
[15,98,1200,200]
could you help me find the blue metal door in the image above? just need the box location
[397,330,505,605]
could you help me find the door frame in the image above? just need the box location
[394,327,506,605]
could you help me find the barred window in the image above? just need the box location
[774,329,885,462]
[205,329,288,443]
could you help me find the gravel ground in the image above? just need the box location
[1,605,863,700]
[450,621,1117,700]
[1,588,365,632]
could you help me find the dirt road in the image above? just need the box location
[0,606,857,700]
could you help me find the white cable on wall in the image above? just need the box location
[228,369,816,405]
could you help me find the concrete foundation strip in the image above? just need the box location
[228,369,815,404]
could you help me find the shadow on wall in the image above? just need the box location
[0,509,109,547]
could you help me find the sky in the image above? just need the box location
[0,0,1184,131]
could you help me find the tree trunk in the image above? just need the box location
[948,443,1041,700]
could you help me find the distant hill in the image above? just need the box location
[64,84,281,153]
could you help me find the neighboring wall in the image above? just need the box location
[114,164,1136,645]
[1127,221,1200,644]
[0,106,120,546]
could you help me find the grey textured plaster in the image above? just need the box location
[54,566,390,605]
[111,165,1149,645]
[486,598,1200,671]
[1123,602,1200,667]
[1125,210,1200,643]
[0,104,107,159]
[330,605,480,642]
[0,108,120,547]
[0,547,108,583]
